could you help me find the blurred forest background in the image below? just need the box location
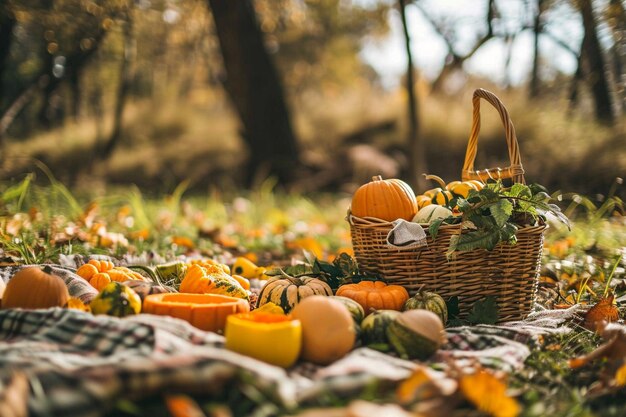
[0,0,624,199]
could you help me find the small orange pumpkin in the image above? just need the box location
[2,266,70,309]
[77,260,147,290]
[90,272,112,291]
[336,280,409,315]
[351,175,418,221]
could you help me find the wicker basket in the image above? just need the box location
[348,89,547,322]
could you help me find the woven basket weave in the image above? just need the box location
[348,89,546,322]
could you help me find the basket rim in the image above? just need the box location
[347,211,548,233]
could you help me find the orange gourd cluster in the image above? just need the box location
[76,260,147,291]
[415,174,484,210]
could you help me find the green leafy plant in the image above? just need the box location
[265,252,373,291]
[446,295,499,326]
[430,181,570,254]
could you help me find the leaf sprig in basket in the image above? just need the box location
[429,181,570,255]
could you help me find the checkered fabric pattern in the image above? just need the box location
[0,265,585,416]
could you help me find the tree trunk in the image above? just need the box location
[580,0,615,124]
[608,0,625,114]
[567,50,584,114]
[0,6,16,109]
[68,67,81,120]
[398,0,426,191]
[37,48,56,128]
[101,17,133,160]
[529,0,544,98]
[207,0,299,187]
[36,0,56,129]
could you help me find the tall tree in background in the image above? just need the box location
[398,0,426,191]
[606,0,625,112]
[101,8,133,160]
[207,0,299,187]
[579,0,615,125]
[0,5,16,109]
[529,0,545,98]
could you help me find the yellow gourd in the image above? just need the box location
[231,257,263,279]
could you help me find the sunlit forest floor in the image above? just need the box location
[3,85,625,200]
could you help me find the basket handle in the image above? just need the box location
[461,88,525,184]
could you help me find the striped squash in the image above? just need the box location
[360,309,400,346]
[257,276,332,313]
[402,291,448,325]
[328,295,365,325]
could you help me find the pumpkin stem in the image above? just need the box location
[423,174,447,189]
[42,265,54,274]
[371,175,383,182]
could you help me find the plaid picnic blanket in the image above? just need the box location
[0,265,586,416]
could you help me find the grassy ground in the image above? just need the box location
[0,176,625,416]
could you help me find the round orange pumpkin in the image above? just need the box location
[2,266,70,309]
[336,280,409,315]
[351,175,418,221]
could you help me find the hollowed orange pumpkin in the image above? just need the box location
[142,293,250,333]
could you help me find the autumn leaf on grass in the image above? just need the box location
[172,236,195,249]
[80,201,99,228]
[165,394,206,417]
[397,367,457,405]
[286,237,324,259]
[584,294,620,331]
[130,228,150,240]
[459,370,520,417]
[214,233,238,248]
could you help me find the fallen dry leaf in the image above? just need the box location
[0,372,29,417]
[584,294,620,331]
[396,366,457,405]
[569,322,626,389]
[165,394,206,417]
[459,370,520,417]
[172,236,195,249]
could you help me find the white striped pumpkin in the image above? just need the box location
[257,276,332,313]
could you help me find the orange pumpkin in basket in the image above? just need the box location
[336,280,409,315]
[351,175,418,221]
